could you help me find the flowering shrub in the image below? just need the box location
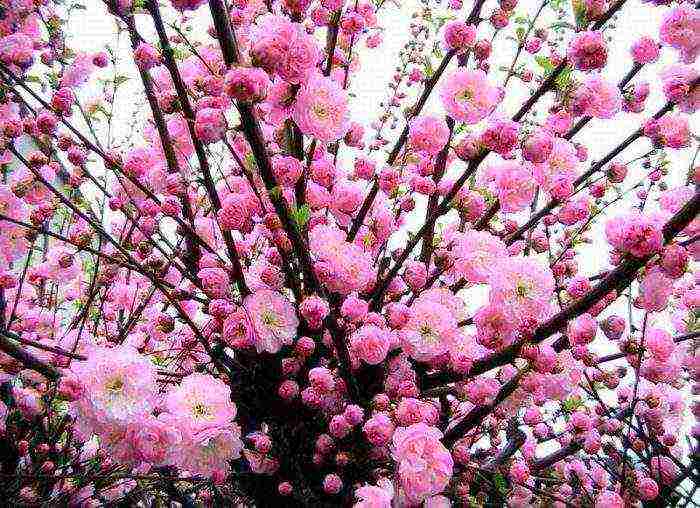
[0,0,698,506]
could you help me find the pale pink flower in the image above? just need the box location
[244,289,299,353]
[488,257,554,325]
[660,6,700,64]
[71,345,157,425]
[450,230,508,284]
[637,267,672,312]
[177,425,243,481]
[129,414,182,465]
[392,423,453,504]
[401,298,458,362]
[354,481,394,508]
[165,373,237,437]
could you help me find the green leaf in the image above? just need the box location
[573,0,588,28]
[534,55,555,73]
[290,204,311,229]
[493,473,508,495]
[562,395,583,413]
[554,65,573,90]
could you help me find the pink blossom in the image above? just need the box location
[568,31,607,71]
[605,212,664,258]
[440,70,500,124]
[637,267,672,312]
[133,42,161,71]
[244,289,299,353]
[571,74,622,119]
[194,108,226,144]
[480,160,536,212]
[631,36,660,64]
[71,345,157,427]
[165,373,237,437]
[443,21,476,51]
[659,6,700,64]
[488,256,554,325]
[363,413,395,446]
[660,64,699,113]
[224,66,270,102]
[354,481,393,507]
[644,113,690,149]
[169,0,207,10]
[450,230,508,284]
[408,115,450,155]
[392,423,453,503]
[293,73,350,142]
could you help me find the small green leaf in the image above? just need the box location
[290,204,311,229]
[534,55,555,73]
[493,472,508,495]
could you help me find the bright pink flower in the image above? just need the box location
[401,295,459,362]
[605,211,664,258]
[224,66,270,102]
[178,425,243,481]
[522,129,554,164]
[443,21,476,51]
[440,70,500,124]
[571,74,622,119]
[568,31,607,71]
[309,224,373,295]
[392,423,453,503]
[480,117,519,155]
[363,413,395,446]
[408,115,450,155]
[660,64,699,113]
[568,313,597,346]
[169,0,207,10]
[133,42,161,70]
[293,73,350,142]
[194,108,226,144]
[351,325,392,365]
[644,113,690,149]
[631,36,660,64]
[480,160,536,212]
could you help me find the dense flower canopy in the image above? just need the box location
[0,0,698,506]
